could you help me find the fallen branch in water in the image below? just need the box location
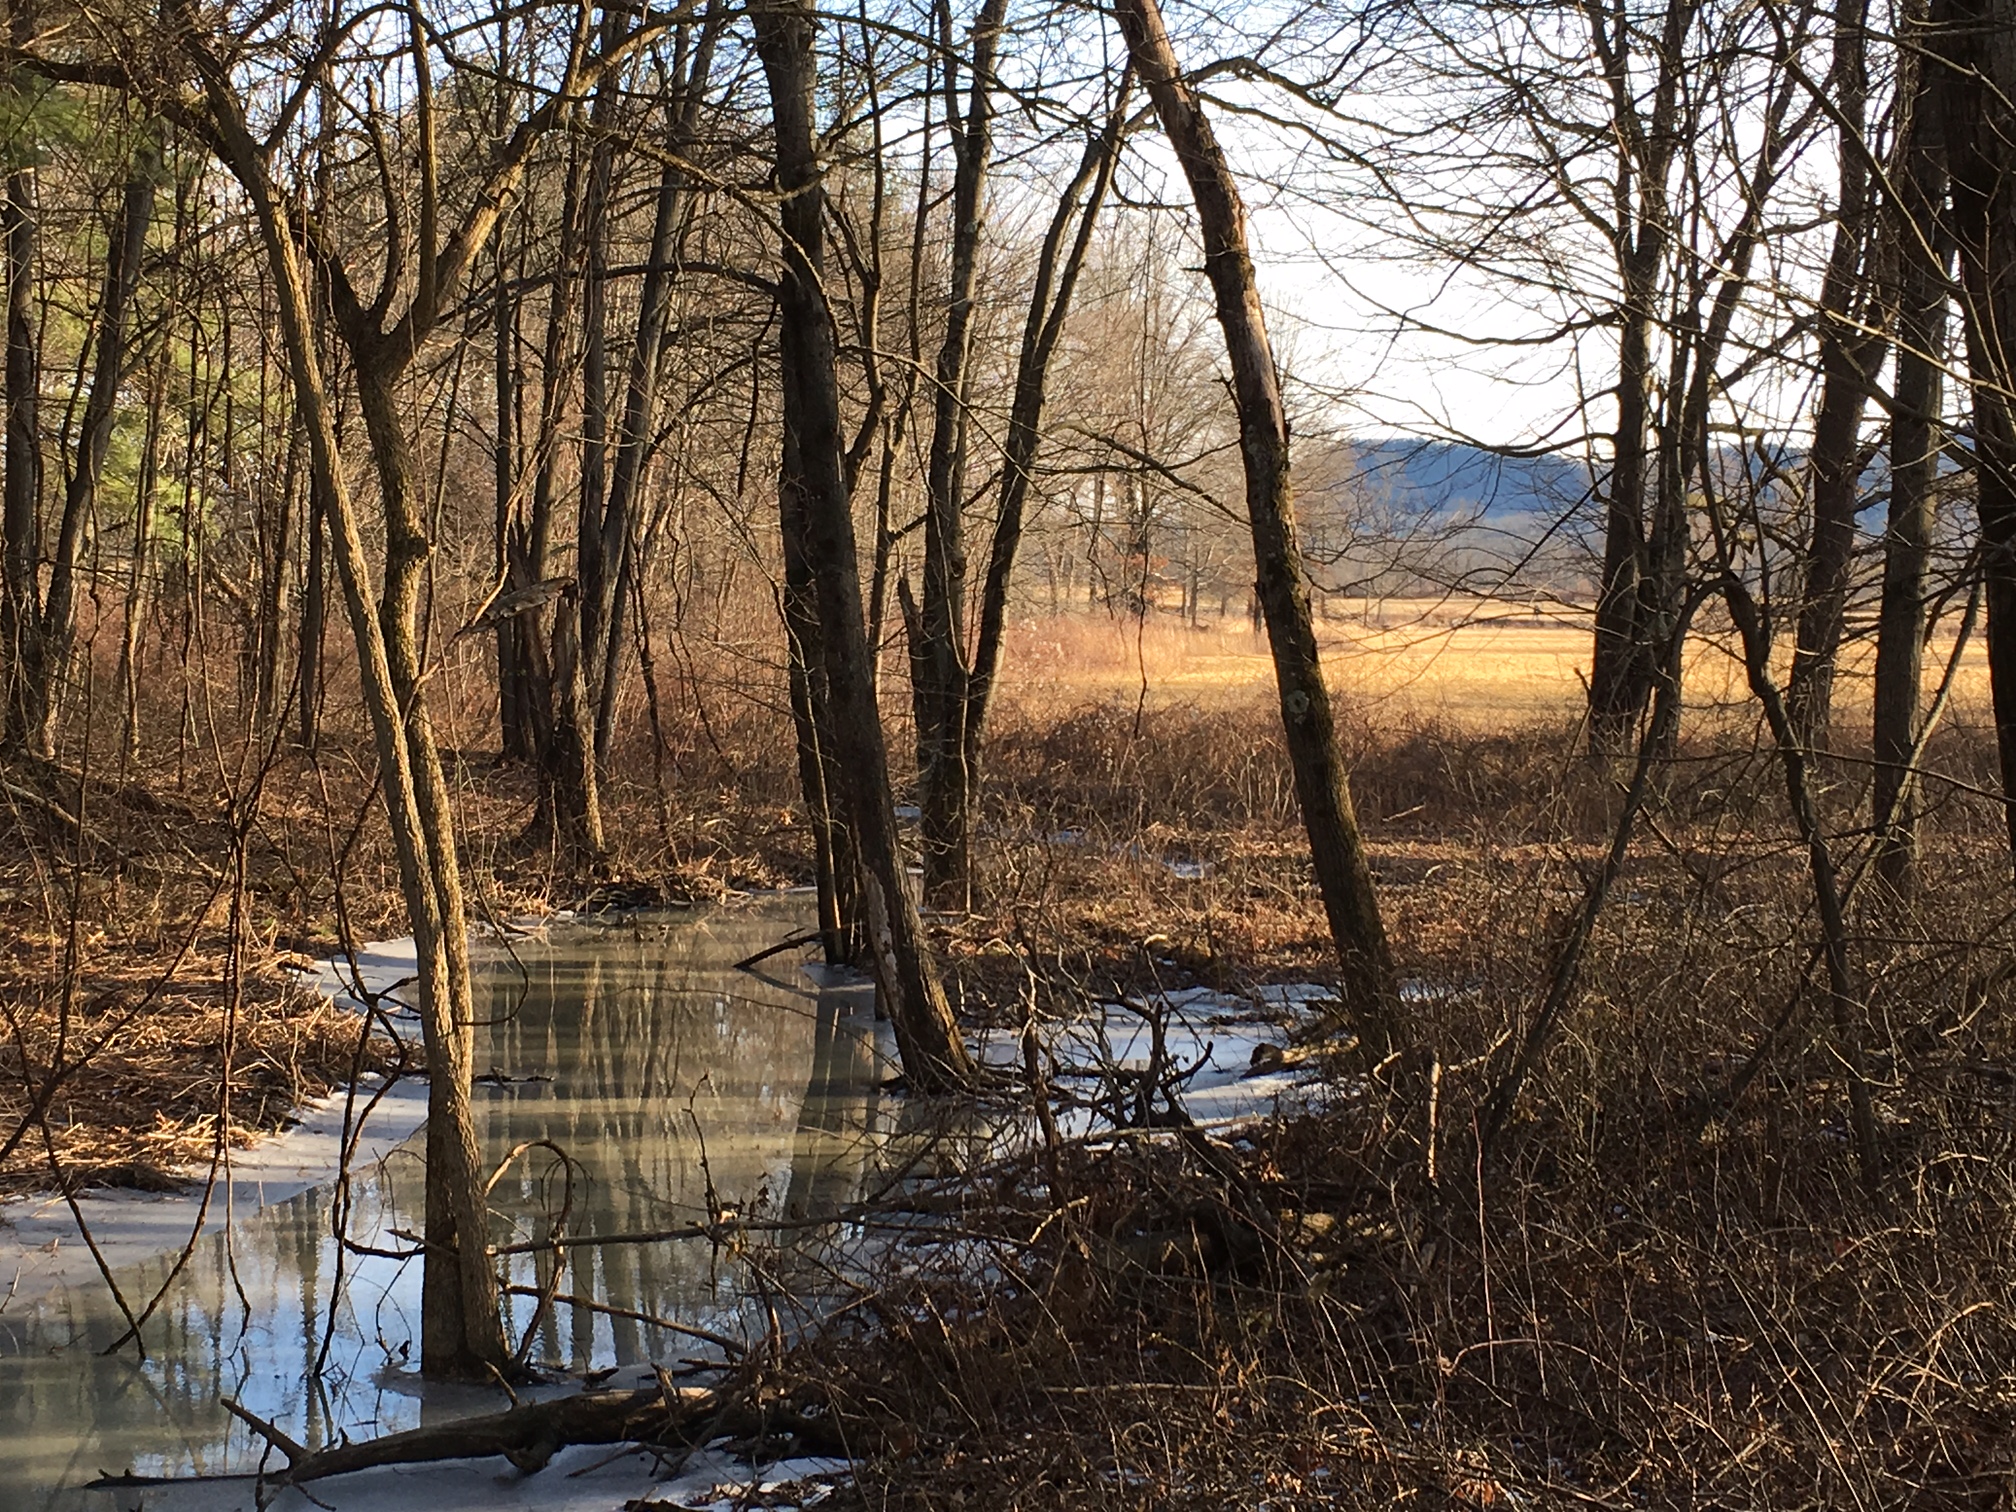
[89,1382,722,1488]
[85,1372,852,1491]
[732,930,823,971]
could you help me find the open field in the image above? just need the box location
[1002,599,1996,731]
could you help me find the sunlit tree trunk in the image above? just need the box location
[911,0,1007,911]
[752,0,976,1091]
[1113,0,1399,1061]
[963,97,1124,784]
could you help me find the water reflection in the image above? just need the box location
[0,897,890,1506]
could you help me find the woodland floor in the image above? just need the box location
[5,619,2016,1506]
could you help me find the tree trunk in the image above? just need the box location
[1585,0,1692,749]
[1933,0,2016,872]
[591,1,723,767]
[962,86,1125,858]
[752,0,975,1091]
[1112,0,1400,1061]
[494,228,529,762]
[119,357,166,756]
[577,23,618,772]
[348,347,512,1378]
[782,466,863,966]
[1788,0,1887,742]
[524,149,601,855]
[912,0,1008,911]
[255,391,298,734]
[0,0,44,753]
[1872,7,1949,896]
[1589,259,1656,745]
[184,25,546,1375]
[25,140,156,753]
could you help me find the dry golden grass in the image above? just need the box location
[1000,602,1994,732]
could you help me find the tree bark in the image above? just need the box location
[214,157,508,1377]
[589,7,722,769]
[964,98,1124,771]
[348,345,510,1378]
[19,139,157,753]
[119,356,166,756]
[752,0,975,1091]
[1586,0,1693,748]
[162,0,653,1373]
[524,148,602,855]
[1111,0,1399,1060]
[1872,7,1949,896]
[1932,0,2016,872]
[1788,0,1888,742]
[0,0,44,753]
[911,0,1008,911]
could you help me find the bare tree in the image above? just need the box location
[1112,0,1400,1061]
[752,0,976,1092]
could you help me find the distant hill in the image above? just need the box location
[1294,436,1859,595]
[1294,438,1599,592]
[1335,438,1595,528]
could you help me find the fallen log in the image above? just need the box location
[89,1381,724,1488]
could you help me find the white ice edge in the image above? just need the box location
[1,939,1336,1314]
[110,1444,854,1512]
[969,982,1333,1129]
[1,913,861,1510]
[0,933,431,1314]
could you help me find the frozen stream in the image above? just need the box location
[0,897,896,1507]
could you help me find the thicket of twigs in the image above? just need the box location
[7,626,2016,1506]
[823,686,2016,1509]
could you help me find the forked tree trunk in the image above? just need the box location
[1112,0,1399,1061]
[961,83,1125,872]
[349,351,511,1377]
[911,0,1008,911]
[212,147,508,1377]
[752,0,975,1091]
[171,0,637,1372]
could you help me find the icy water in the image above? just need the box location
[0,898,896,1507]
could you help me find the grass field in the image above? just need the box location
[1001,597,1994,730]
